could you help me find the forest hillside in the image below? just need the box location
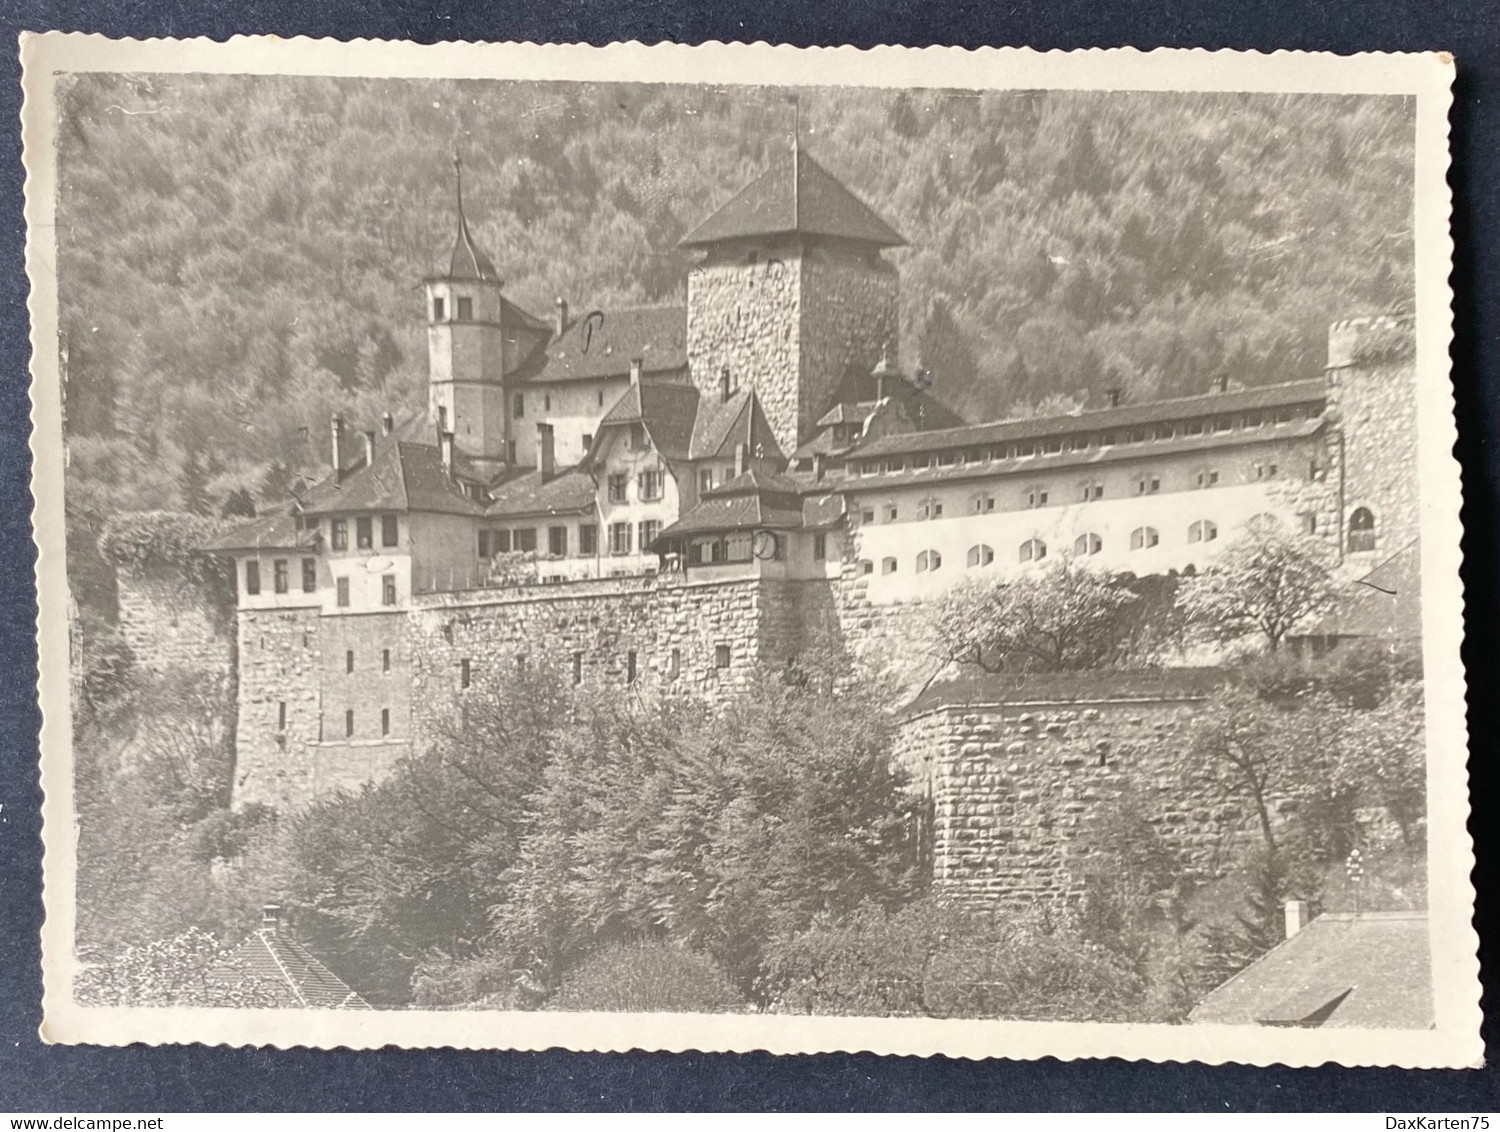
[54,76,1414,608]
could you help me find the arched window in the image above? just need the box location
[916,550,943,573]
[1348,507,1377,552]
[1023,484,1049,509]
[1188,520,1218,544]
[1074,532,1103,556]
[967,544,995,568]
[857,559,874,575]
[1078,480,1104,502]
[1130,526,1160,551]
[1019,538,1047,563]
[917,496,945,521]
[1195,467,1219,489]
[881,556,898,575]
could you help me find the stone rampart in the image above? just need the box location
[893,670,1257,911]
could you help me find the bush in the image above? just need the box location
[546,941,746,1013]
[762,897,1144,1021]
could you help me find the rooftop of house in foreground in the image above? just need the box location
[1189,911,1432,1029]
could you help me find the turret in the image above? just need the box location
[424,157,536,475]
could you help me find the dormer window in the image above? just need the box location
[456,296,473,321]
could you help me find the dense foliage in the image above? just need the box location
[57,77,1412,616]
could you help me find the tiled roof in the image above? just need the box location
[1189,911,1432,1029]
[485,466,596,519]
[511,306,687,384]
[681,148,906,249]
[689,389,783,461]
[848,379,1329,461]
[596,381,702,460]
[1311,541,1422,640]
[659,469,820,540]
[295,426,484,518]
[215,929,371,1010]
[840,418,1324,493]
[201,509,317,554]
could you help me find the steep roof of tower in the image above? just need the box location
[510,306,687,384]
[680,149,906,249]
[440,158,502,284]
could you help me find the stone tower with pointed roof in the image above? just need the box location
[425,158,551,476]
[681,145,904,459]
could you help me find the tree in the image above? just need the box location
[917,299,978,393]
[928,557,1142,674]
[1175,514,1336,653]
[74,927,279,1007]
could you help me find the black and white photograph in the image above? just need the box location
[23,37,1473,1064]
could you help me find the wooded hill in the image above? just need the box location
[55,76,1413,571]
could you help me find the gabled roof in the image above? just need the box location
[1190,911,1432,1029]
[847,378,1329,462]
[485,466,596,519]
[295,424,484,518]
[594,381,702,461]
[214,929,371,1010]
[689,388,784,462]
[510,306,687,384]
[1311,540,1422,640]
[201,508,317,554]
[680,148,906,249]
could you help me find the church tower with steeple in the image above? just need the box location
[424,158,549,475]
[681,144,904,458]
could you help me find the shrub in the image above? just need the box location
[762,897,1144,1021]
[546,941,746,1013]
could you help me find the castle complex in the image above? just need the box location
[139,145,1419,887]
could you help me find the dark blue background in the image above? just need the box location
[1,0,1496,1111]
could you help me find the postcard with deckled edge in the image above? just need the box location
[23,33,1475,1065]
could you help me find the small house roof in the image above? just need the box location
[594,381,702,461]
[689,388,783,462]
[291,420,484,519]
[1189,911,1432,1029]
[1311,540,1422,640]
[681,148,906,249]
[214,929,371,1010]
[484,466,596,519]
[201,509,316,554]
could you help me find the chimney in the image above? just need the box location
[381,412,395,437]
[362,430,377,468]
[330,414,346,480]
[720,366,733,403]
[630,357,643,386]
[555,297,568,338]
[1284,899,1311,939]
[873,347,898,400]
[734,442,750,479]
[1106,387,1122,408]
[439,430,455,477]
[537,422,555,483]
[261,902,283,935]
[812,452,826,481]
[1215,375,1230,394]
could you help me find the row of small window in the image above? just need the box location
[480,521,661,559]
[857,522,1223,576]
[857,464,1295,525]
[339,648,394,674]
[277,699,397,741]
[853,408,1320,476]
[456,644,734,691]
[303,514,400,552]
[244,559,400,606]
[607,471,664,503]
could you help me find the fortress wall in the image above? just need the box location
[114,559,235,677]
[895,685,1256,911]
